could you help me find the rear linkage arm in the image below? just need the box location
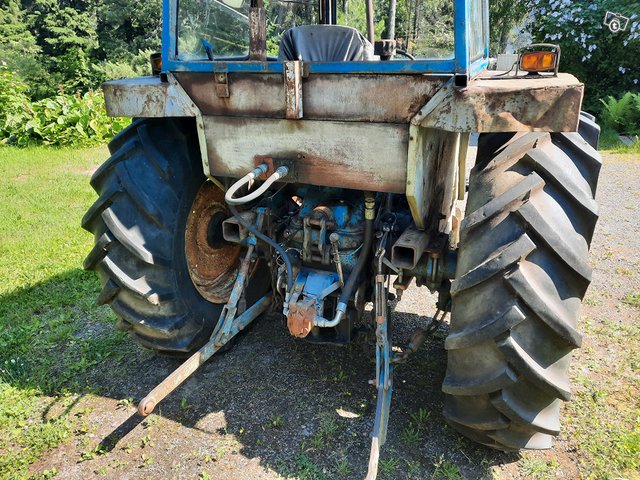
[366,224,394,480]
[366,217,451,480]
[136,165,292,416]
[137,210,272,417]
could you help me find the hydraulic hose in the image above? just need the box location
[228,203,294,294]
[225,165,289,205]
[314,192,375,328]
[224,162,294,303]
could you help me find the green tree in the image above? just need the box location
[489,0,527,54]
[338,0,386,40]
[0,0,44,90]
[22,0,99,97]
[95,0,162,61]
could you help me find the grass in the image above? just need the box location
[378,457,400,477]
[431,456,461,480]
[400,423,421,447]
[308,413,340,450]
[600,127,640,153]
[518,457,559,479]
[295,453,325,480]
[567,317,640,479]
[400,407,431,447]
[622,292,640,308]
[333,457,351,477]
[269,414,285,429]
[0,145,131,479]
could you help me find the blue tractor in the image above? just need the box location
[83,0,602,476]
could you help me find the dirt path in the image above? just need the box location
[30,151,640,480]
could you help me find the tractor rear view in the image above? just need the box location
[82,0,602,476]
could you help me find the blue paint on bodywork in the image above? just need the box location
[165,58,458,75]
[294,186,364,272]
[303,270,339,297]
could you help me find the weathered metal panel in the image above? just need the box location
[176,73,287,117]
[175,73,446,123]
[406,125,460,230]
[102,75,197,118]
[104,72,582,134]
[414,72,584,132]
[284,61,303,119]
[203,116,408,193]
[248,7,267,61]
[302,75,446,123]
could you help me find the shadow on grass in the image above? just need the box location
[0,268,132,395]
[0,270,518,479]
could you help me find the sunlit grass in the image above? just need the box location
[0,145,131,479]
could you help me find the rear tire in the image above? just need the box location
[82,118,265,354]
[442,115,601,450]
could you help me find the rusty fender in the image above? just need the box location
[413,72,584,133]
[102,74,197,118]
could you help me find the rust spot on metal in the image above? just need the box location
[287,301,315,338]
[214,72,230,98]
[419,73,585,133]
[202,115,409,193]
[254,155,274,179]
[175,72,444,123]
[284,61,303,120]
[248,7,267,61]
[185,181,241,303]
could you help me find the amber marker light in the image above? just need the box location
[517,44,561,76]
[520,51,557,72]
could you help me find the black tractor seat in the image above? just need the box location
[278,25,374,62]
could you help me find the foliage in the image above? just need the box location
[93,49,155,81]
[23,0,100,98]
[528,0,640,113]
[380,0,453,57]
[0,65,129,147]
[0,0,161,101]
[0,64,32,121]
[0,0,39,69]
[337,0,385,45]
[95,0,162,62]
[489,0,528,54]
[599,92,640,135]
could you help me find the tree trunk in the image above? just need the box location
[387,0,397,40]
[499,27,509,53]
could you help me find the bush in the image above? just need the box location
[528,1,640,114]
[0,65,33,131]
[599,92,640,135]
[0,65,129,147]
[92,49,154,81]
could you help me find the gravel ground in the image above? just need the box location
[30,150,640,480]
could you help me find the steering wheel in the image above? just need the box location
[395,49,415,60]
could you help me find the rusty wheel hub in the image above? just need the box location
[185,181,240,303]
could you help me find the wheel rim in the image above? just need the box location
[185,181,240,303]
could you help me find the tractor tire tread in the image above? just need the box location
[83,118,217,353]
[443,117,601,451]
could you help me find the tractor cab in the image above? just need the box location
[168,0,488,82]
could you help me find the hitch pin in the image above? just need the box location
[329,233,345,287]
